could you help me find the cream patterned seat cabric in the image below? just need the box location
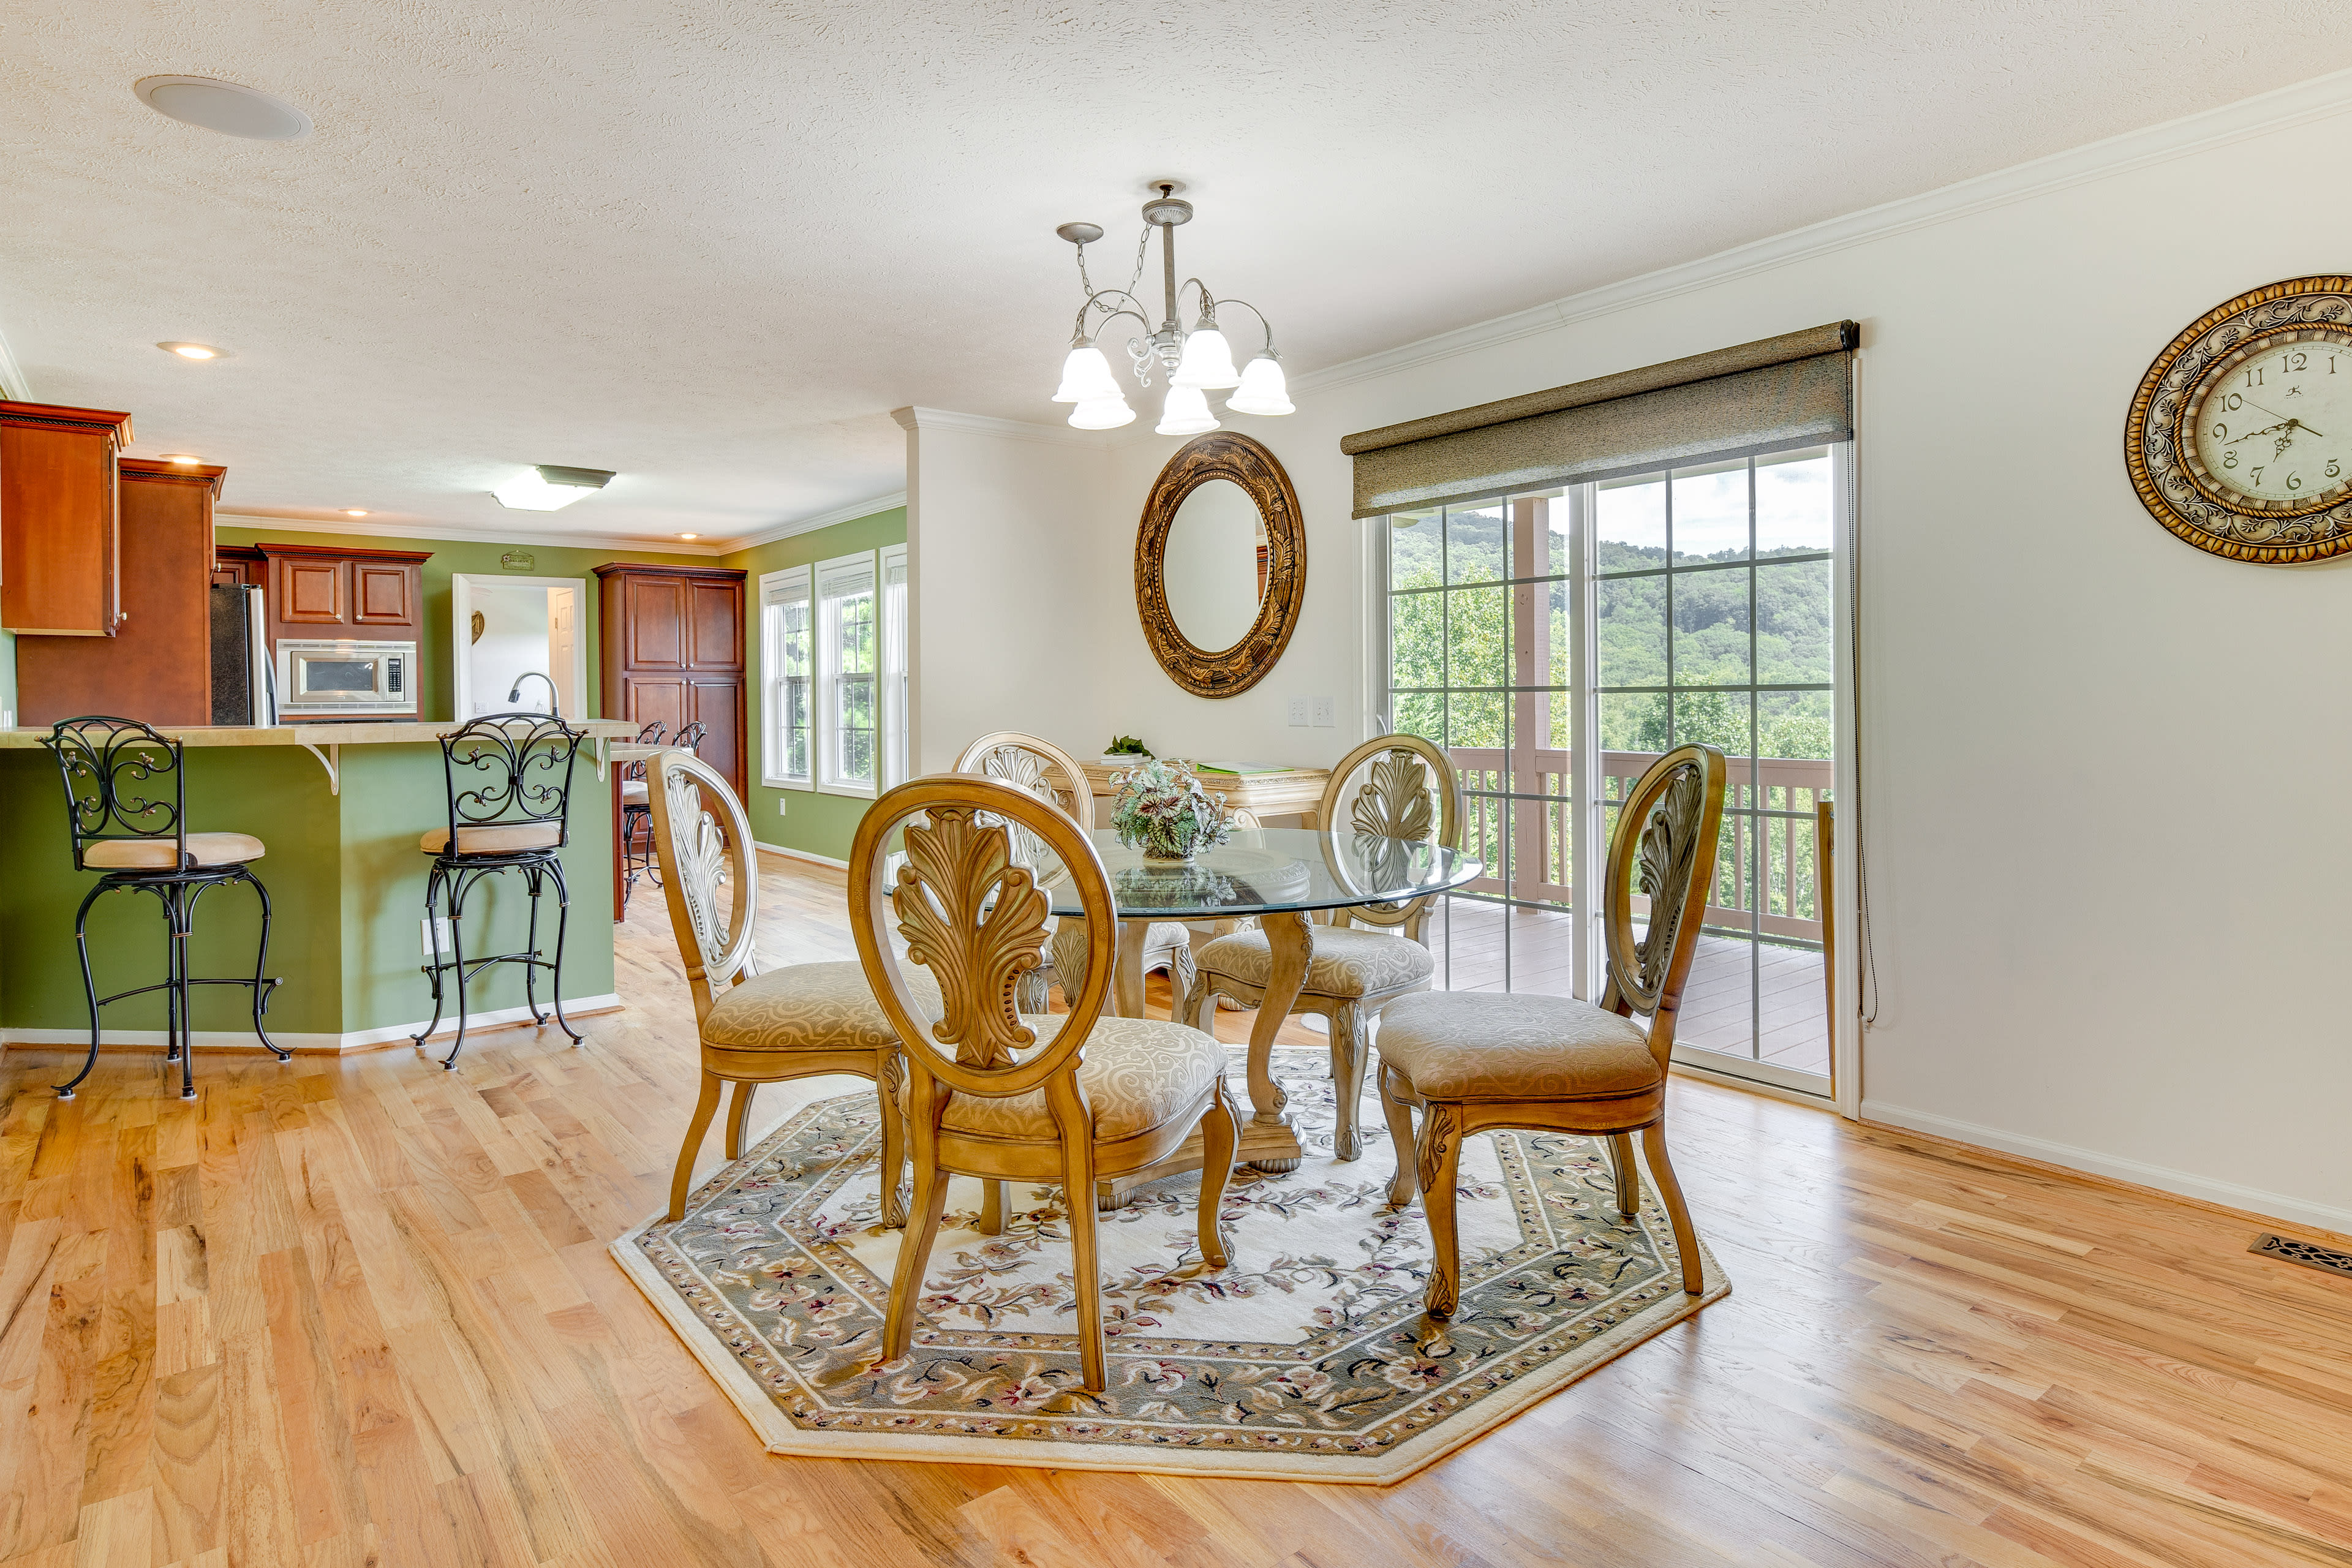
[650,749,932,1225]
[1183,734,1458,1162]
[1377,744,1727,1317]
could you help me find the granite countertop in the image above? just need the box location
[0,719,639,748]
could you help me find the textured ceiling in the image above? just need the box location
[4,1,2350,546]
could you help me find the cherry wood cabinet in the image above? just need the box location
[254,541,429,645]
[15,458,221,726]
[0,401,135,637]
[212,544,264,589]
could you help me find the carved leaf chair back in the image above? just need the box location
[952,731,1095,882]
[1601,744,1729,1060]
[1317,733,1461,939]
[646,748,761,1024]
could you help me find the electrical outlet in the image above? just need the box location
[1287,696,1310,726]
[777,795,788,816]
[1311,696,1337,728]
[421,916,455,958]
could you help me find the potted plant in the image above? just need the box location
[1109,758,1232,864]
[1101,733,1152,766]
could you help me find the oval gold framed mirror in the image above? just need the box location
[1135,432,1306,698]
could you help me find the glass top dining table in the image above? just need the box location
[1029,826,1483,1191]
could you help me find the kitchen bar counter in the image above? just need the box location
[0,719,637,1056]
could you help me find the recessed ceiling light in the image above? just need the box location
[160,453,202,464]
[344,509,369,517]
[157,341,223,360]
[492,464,614,511]
[677,532,699,540]
[134,77,312,141]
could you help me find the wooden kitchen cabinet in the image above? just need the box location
[212,544,264,588]
[255,541,429,643]
[0,400,135,636]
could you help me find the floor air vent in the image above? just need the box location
[2250,1232,2352,1280]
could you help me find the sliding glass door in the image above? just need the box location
[1379,444,1845,1094]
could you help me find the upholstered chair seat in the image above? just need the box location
[936,1016,1226,1142]
[702,960,942,1054]
[83,831,266,870]
[620,778,649,804]
[418,821,565,856]
[1193,924,1435,1000]
[1374,991,1659,1102]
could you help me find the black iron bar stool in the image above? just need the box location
[412,713,588,1068]
[617,719,666,911]
[40,717,287,1101]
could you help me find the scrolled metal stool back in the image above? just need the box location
[437,712,586,848]
[42,716,190,872]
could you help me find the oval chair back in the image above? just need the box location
[435,713,586,850]
[1600,743,1729,1063]
[644,747,760,1027]
[850,774,1117,1106]
[952,730,1095,903]
[1316,733,1461,939]
[42,716,190,871]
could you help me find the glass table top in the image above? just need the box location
[1035,827,1483,919]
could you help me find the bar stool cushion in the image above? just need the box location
[937,1015,1226,1143]
[419,822,565,856]
[1375,990,1659,1101]
[83,832,266,870]
[620,780,649,804]
[702,959,943,1054]
[1196,924,1435,998]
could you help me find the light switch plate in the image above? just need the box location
[1311,696,1337,728]
[1287,696,1310,726]
[421,916,455,958]
[778,796,788,816]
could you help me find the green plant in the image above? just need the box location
[1109,758,1231,862]
[1105,734,1152,756]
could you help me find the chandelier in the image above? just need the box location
[1050,181,1293,434]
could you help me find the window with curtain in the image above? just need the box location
[817,552,878,795]
[758,565,812,789]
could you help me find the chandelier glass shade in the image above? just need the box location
[1051,183,1294,432]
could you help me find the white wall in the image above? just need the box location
[903,80,2352,1232]
[469,584,556,716]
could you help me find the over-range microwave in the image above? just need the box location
[275,639,418,717]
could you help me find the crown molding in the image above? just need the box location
[1292,63,2352,398]
[214,510,729,556]
[891,405,1114,448]
[723,491,907,553]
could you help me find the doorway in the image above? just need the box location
[451,575,587,721]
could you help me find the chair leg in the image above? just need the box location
[1641,1120,1705,1294]
[170,884,195,1102]
[1608,1132,1640,1218]
[1329,1001,1367,1161]
[1418,1103,1465,1319]
[667,1072,723,1222]
[1379,1064,1419,1207]
[876,1055,908,1228]
[882,1138,951,1363]
[1060,1126,1106,1392]
[723,1080,758,1161]
[1195,1077,1238,1269]
[411,864,449,1047]
[543,859,584,1044]
[979,1180,1007,1236]
[160,885,181,1066]
[60,883,111,1099]
[442,869,473,1069]
[521,865,550,1025]
[241,870,289,1061]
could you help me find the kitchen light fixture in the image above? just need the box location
[160,453,202,464]
[492,464,614,511]
[1050,181,1292,433]
[135,77,312,141]
[157,342,223,360]
[677,532,699,540]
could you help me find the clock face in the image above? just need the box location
[2184,328,2352,513]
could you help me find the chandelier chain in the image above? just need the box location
[1074,222,1153,319]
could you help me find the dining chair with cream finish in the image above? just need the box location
[954,731,1197,1012]
[1182,734,1460,1162]
[1376,743,1727,1317]
[649,748,935,1225]
[851,774,1239,1393]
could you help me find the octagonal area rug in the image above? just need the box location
[613,1047,1728,1483]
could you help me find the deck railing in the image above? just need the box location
[1444,748,1832,944]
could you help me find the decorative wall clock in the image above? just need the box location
[2128,275,2352,564]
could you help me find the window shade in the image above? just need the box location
[761,564,810,607]
[1341,322,1856,518]
[817,555,875,600]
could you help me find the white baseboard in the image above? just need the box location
[1,994,625,1056]
[755,840,848,870]
[1860,1099,2352,1237]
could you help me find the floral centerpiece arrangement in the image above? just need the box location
[1109,757,1232,864]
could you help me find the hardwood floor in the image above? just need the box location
[5,851,2351,1566]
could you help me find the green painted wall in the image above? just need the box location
[720,507,907,864]
[213,525,710,722]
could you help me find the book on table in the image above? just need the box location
[1192,761,1287,777]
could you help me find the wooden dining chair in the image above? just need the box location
[1182,734,1460,1161]
[954,731,1197,1007]
[647,748,936,1225]
[1375,743,1727,1317]
[851,774,1239,1393]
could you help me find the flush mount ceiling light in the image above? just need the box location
[157,341,225,360]
[134,77,312,141]
[343,509,369,516]
[492,464,614,511]
[1050,180,1292,432]
[677,532,699,540]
